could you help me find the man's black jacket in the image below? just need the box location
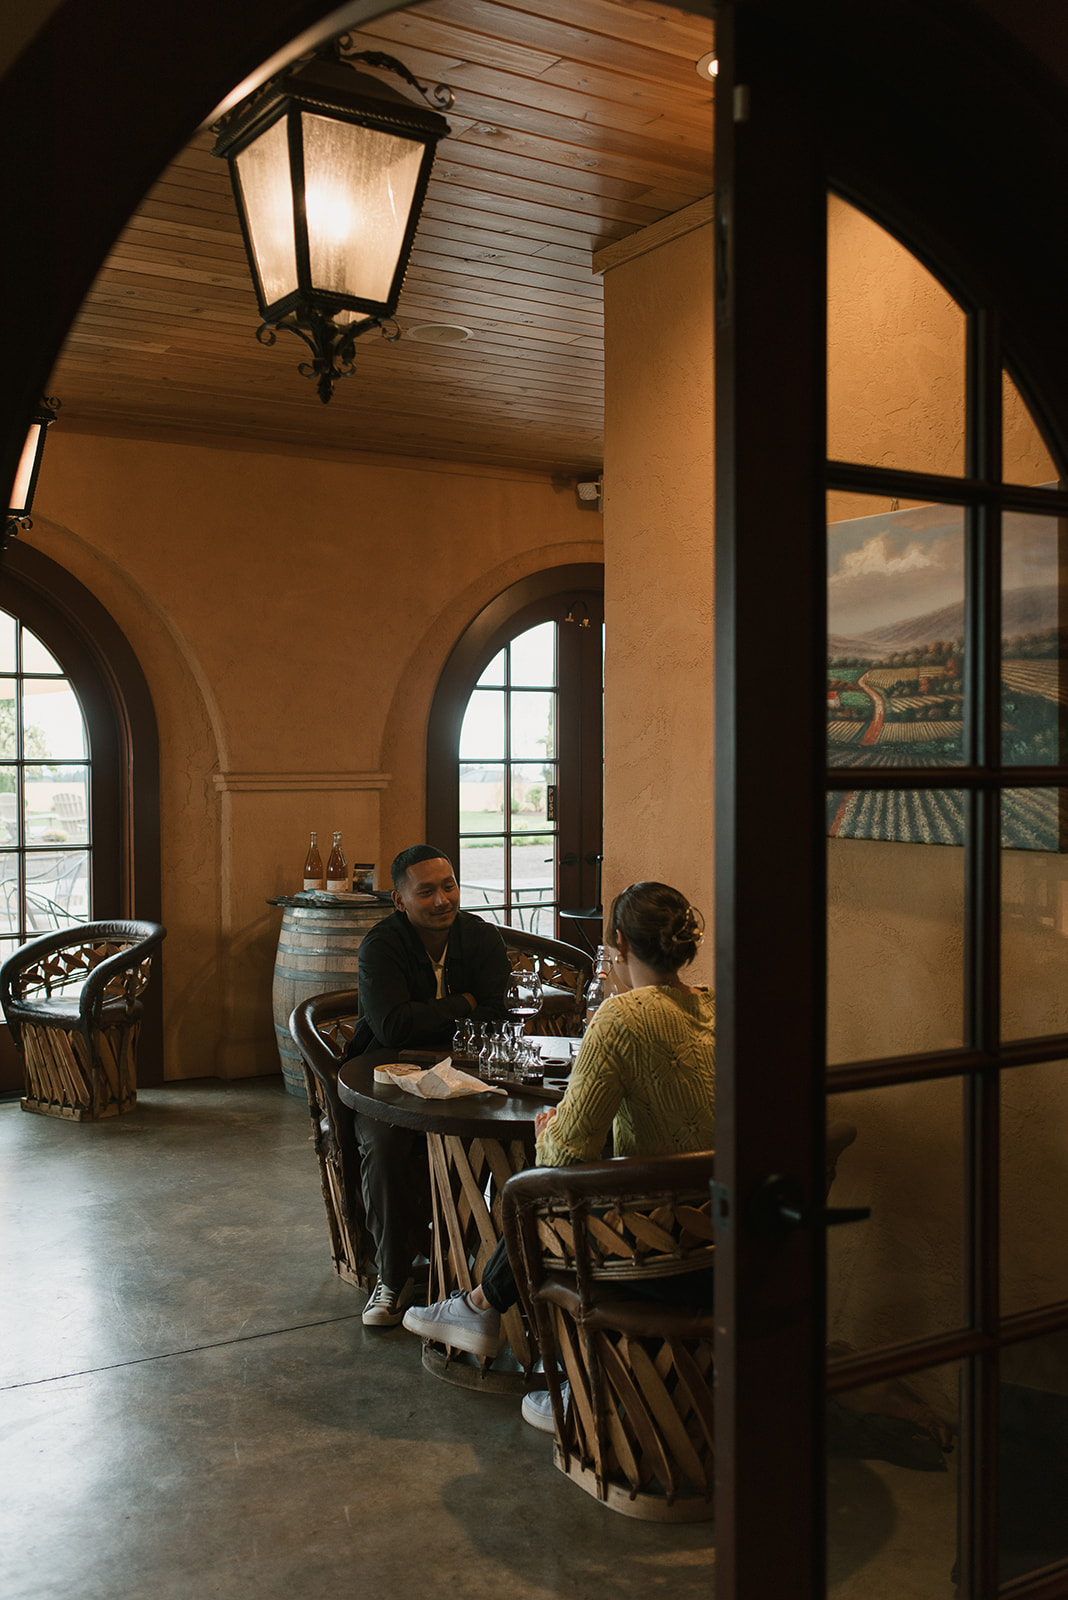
[346,908,509,1056]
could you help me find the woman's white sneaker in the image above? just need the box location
[402,1290,501,1356]
[521,1382,570,1433]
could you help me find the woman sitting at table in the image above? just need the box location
[402,879,716,1408]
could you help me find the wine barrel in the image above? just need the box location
[271,900,391,1098]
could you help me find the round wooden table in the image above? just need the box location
[337,1045,571,1391]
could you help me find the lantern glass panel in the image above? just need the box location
[10,424,43,516]
[234,117,299,309]
[302,113,423,305]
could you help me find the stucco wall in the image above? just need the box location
[31,430,600,1079]
[601,223,715,985]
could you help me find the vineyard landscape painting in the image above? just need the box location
[827,499,1065,851]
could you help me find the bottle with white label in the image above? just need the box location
[325,831,350,894]
[303,831,324,891]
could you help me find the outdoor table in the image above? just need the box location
[337,1037,572,1391]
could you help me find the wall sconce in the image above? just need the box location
[213,40,453,403]
[5,397,59,550]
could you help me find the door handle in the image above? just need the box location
[560,852,579,867]
[745,1174,871,1241]
[585,852,603,866]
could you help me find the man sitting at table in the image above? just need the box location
[349,844,509,1328]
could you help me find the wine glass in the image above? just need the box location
[505,969,543,1040]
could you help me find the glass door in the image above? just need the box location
[427,572,604,943]
[713,7,1068,1598]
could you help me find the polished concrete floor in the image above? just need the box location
[0,1078,717,1600]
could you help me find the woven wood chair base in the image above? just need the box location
[20,1020,139,1120]
[551,1312,715,1517]
[553,1446,715,1523]
[425,1129,536,1384]
[301,1062,374,1292]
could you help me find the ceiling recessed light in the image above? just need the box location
[405,323,472,345]
[696,51,719,81]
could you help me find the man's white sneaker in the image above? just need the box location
[362,1278,413,1327]
[402,1290,502,1357]
[521,1382,570,1434]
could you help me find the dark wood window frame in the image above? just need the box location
[426,563,604,941]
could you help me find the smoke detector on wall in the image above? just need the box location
[576,475,603,511]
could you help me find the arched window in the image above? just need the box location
[0,544,161,1089]
[427,565,603,942]
[0,609,92,952]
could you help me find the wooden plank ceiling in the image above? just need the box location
[50,0,715,477]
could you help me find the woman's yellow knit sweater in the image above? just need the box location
[535,984,716,1167]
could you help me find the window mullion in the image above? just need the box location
[960,304,1003,1600]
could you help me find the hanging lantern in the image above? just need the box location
[213,41,453,403]
[5,397,60,548]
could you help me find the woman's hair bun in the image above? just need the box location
[609,882,704,974]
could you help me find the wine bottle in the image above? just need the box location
[325,831,350,893]
[583,944,613,1032]
[303,831,324,891]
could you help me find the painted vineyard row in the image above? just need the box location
[827,786,1062,850]
[1001,659,1068,705]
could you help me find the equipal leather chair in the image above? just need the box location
[289,988,374,1290]
[502,1126,859,1522]
[500,927,593,1036]
[503,1149,717,1522]
[0,920,165,1121]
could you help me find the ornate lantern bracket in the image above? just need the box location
[214,42,454,403]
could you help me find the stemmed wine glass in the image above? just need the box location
[505,969,543,1045]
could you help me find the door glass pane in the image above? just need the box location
[459,763,504,833]
[1003,369,1060,489]
[827,195,966,477]
[827,1080,965,1349]
[509,622,555,686]
[828,791,966,1063]
[1001,1060,1068,1314]
[1001,789,1068,1040]
[511,837,551,929]
[828,496,966,769]
[510,690,555,760]
[1000,1333,1068,1581]
[510,763,551,830]
[460,691,504,760]
[49,773,89,844]
[24,767,68,842]
[0,850,18,935]
[21,630,62,674]
[459,837,504,916]
[22,680,86,760]
[827,1359,960,1596]
[25,850,88,929]
[477,649,506,687]
[1001,510,1067,766]
[0,679,16,758]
